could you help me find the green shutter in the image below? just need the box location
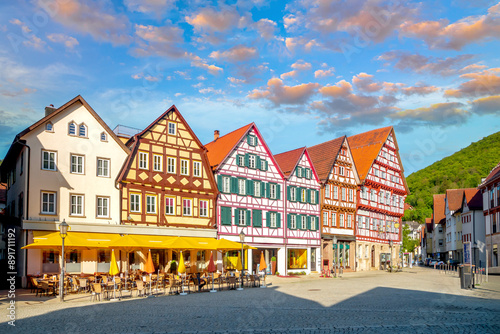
[262,160,268,171]
[236,154,242,166]
[266,211,270,227]
[256,155,261,169]
[315,190,319,204]
[217,175,223,192]
[287,214,291,228]
[277,212,281,228]
[261,182,265,197]
[307,189,311,203]
[246,210,251,226]
[231,177,238,194]
[221,207,232,226]
[246,179,254,196]
[266,183,270,199]
[307,216,311,230]
[244,153,250,167]
[253,210,262,227]
[247,134,252,146]
[277,184,281,200]
[287,186,291,200]
[293,187,298,202]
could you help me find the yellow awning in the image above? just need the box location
[216,238,257,251]
[22,231,121,250]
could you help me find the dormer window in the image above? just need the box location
[45,122,53,132]
[68,122,77,135]
[79,124,87,137]
[100,132,107,142]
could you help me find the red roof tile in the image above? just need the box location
[433,194,446,225]
[425,218,433,232]
[0,183,6,204]
[274,147,305,178]
[446,189,465,212]
[307,136,345,182]
[205,123,253,169]
[479,161,500,189]
[464,188,482,210]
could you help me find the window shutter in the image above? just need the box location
[231,177,238,194]
[236,154,242,166]
[253,210,262,227]
[221,207,232,226]
[261,182,265,198]
[256,155,261,169]
[307,168,312,179]
[217,175,223,192]
[247,134,252,146]
[307,189,311,203]
[246,210,251,226]
[315,190,319,204]
[266,211,270,227]
[277,212,281,228]
[299,188,304,203]
[277,184,281,200]
[264,161,268,171]
[287,214,291,229]
[307,216,311,230]
[244,153,250,167]
[246,179,254,196]
[287,186,291,201]
[266,183,270,199]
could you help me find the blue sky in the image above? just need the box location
[0,0,499,176]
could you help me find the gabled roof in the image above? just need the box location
[433,194,446,225]
[425,217,433,232]
[479,161,500,189]
[205,123,253,170]
[307,136,345,182]
[274,147,305,178]
[446,189,465,212]
[463,188,482,211]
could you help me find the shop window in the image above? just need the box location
[42,250,59,273]
[288,249,307,269]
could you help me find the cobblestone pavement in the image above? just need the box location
[2,267,500,333]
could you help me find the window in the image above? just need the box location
[339,213,344,227]
[130,194,141,212]
[269,212,277,228]
[96,197,109,218]
[323,211,329,226]
[100,132,107,141]
[305,168,311,179]
[70,194,84,216]
[97,158,109,177]
[254,181,261,197]
[301,188,307,202]
[165,197,175,215]
[68,122,76,135]
[146,195,157,214]
[301,216,307,230]
[248,155,256,169]
[180,159,189,175]
[310,216,316,230]
[153,155,162,172]
[290,215,297,229]
[70,154,84,174]
[341,188,346,201]
[379,191,384,204]
[238,179,246,195]
[269,183,278,199]
[78,124,87,137]
[222,176,230,193]
[168,122,176,135]
[238,209,246,226]
[260,159,268,171]
[339,166,344,176]
[374,168,378,177]
[167,157,176,174]
[139,152,148,169]
[193,161,201,177]
[247,135,258,146]
[332,212,337,227]
[200,200,208,217]
[42,150,57,171]
[290,187,296,201]
[347,215,352,228]
[349,189,353,202]
[325,184,331,198]
[381,171,386,179]
[45,122,53,132]
[311,190,317,204]
[333,186,338,199]
[183,198,192,216]
[41,192,56,214]
[365,245,369,258]
[237,155,244,166]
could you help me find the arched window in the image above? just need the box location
[45,122,53,132]
[79,124,87,137]
[68,122,76,135]
[100,132,107,141]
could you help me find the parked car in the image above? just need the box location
[425,258,433,266]
[448,259,461,268]
[436,261,445,266]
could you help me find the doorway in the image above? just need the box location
[371,246,375,267]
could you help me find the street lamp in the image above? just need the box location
[237,230,245,291]
[333,236,338,277]
[389,240,393,273]
[59,219,69,302]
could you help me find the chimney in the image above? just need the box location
[45,104,56,117]
[214,130,220,141]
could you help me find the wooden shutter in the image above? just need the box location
[246,179,254,196]
[247,134,252,146]
[276,212,281,228]
[277,184,281,200]
[266,183,270,199]
[236,154,242,166]
[217,175,223,192]
[261,182,265,198]
[266,211,270,227]
[306,189,311,203]
[315,190,319,204]
[287,214,291,228]
[244,153,250,167]
[221,207,232,225]
[256,155,261,169]
[287,186,291,201]
[231,177,238,194]
[307,216,311,230]
[246,210,251,226]
[253,209,262,227]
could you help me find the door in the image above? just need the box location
[371,246,375,267]
[311,249,316,271]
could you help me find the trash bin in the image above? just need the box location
[460,265,474,289]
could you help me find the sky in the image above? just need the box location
[0,0,499,176]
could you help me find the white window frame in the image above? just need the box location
[325,184,330,198]
[333,186,338,200]
[291,215,297,229]
[139,152,148,170]
[301,189,307,202]
[183,198,192,216]
[96,196,109,218]
[332,212,337,227]
[68,122,76,136]
[42,150,57,171]
[310,216,316,230]
[168,122,176,135]
[70,154,84,174]
[70,194,84,216]
[311,190,317,204]
[339,166,344,176]
[146,195,157,214]
[269,212,277,228]
[153,154,163,172]
[238,209,246,226]
[200,200,209,217]
[341,187,346,201]
[254,181,261,197]
[339,213,344,227]
[222,176,230,193]
[130,194,141,213]
[41,191,56,214]
[100,132,107,142]
[270,183,277,199]
[97,158,110,177]
[248,155,256,169]
[193,161,202,177]
[238,179,246,195]
[347,215,352,228]
[180,159,189,176]
[78,124,87,137]
[323,211,329,226]
[237,155,244,166]
[349,188,353,202]
[165,197,175,215]
[167,157,176,174]
[290,187,296,201]
[301,216,307,230]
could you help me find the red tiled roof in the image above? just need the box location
[205,123,253,169]
[446,189,465,212]
[404,203,413,211]
[0,183,6,204]
[307,136,345,182]
[425,218,433,232]
[433,194,446,225]
[464,188,482,210]
[479,161,500,189]
[347,126,393,181]
[274,147,305,178]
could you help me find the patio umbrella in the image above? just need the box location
[178,251,187,295]
[107,234,144,289]
[236,252,243,271]
[145,250,155,295]
[109,249,120,299]
[259,252,267,288]
[207,251,217,293]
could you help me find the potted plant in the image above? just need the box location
[271,256,277,275]
[170,260,177,274]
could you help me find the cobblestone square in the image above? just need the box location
[2,267,500,334]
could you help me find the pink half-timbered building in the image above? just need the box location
[205,124,286,274]
[274,147,321,275]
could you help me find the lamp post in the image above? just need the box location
[238,230,245,291]
[333,236,338,277]
[389,240,393,273]
[59,219,69,302]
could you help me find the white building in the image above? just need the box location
[459,189,485,267]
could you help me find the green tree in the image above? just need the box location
[402,224,419,253]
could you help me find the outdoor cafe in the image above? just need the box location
[23,226,269,301]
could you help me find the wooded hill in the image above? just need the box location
[403,131,500,224]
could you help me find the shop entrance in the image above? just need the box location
[252,248,277,274]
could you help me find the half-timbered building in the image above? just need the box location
[348,126,408,270]
[308,136,360,272]
[117,105,218,271]
[205,124,286,274]
[274,147,321,274]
